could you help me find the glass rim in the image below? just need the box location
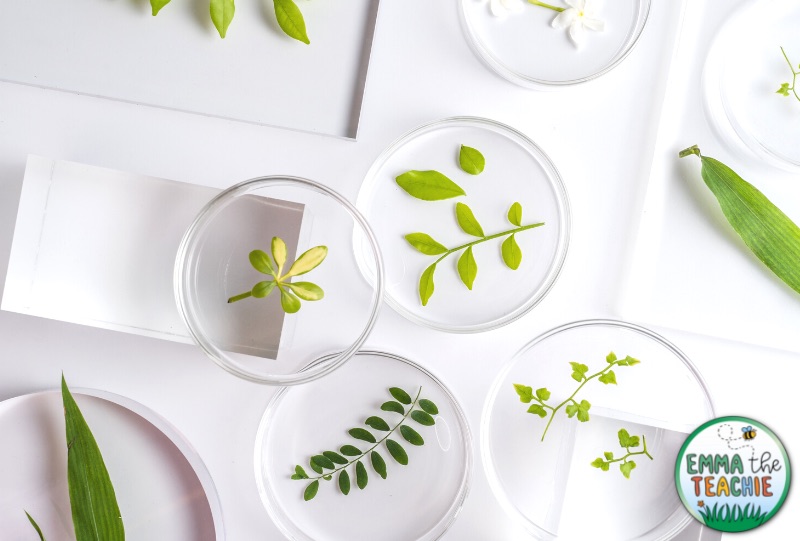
[174,175,385,386]
[355,116,571,334]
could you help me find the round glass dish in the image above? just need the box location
[482,319,715,541]
[175,176,384,386]
[255,350,472,541]
[355,117,570,333]
[704,0,800,171]
[459,0,651,89]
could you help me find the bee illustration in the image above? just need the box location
[742,426,757,440]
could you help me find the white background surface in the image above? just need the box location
[0,0,796,539]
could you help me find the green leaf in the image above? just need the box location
[286,282,324,301]
[311,454,335,470]
[617,356,641,367]
[777,82,791,96]
[150,0,171,16]
[252,281,276,299]
[380,401,405,415]
[322,474,332,481]
[576,400,591,423]
[606,352,617,363]
[501,234,522,270]
[570,362,589,375]
[323,451,348,465]
[590,458,610,471]
[355,460,368,489]
[400,424,424,446]
[304,480,319,501]
[513,384,533,403]
[419,263,436,306]
[404,233,448,255]
[249,249,276,275]
[271,237,287,276]
[598,371,617,385]
[279,286,301,314]
[620,461,637,479]
[25,511,46,541]
[618,429,640,449]
[309,459,323,474]
[418,399,439,415]
[410,410,435,426]
[680,146,800,296]
[386,439,408,465]
[395,170,466,201]
[371,451,388,479]
[457,247,478,290]
[273,0,310,45]
[459,145,486,175]
[508,202,522,226]
[604,452,614,461]
[338,470,350,495]
[348,428,376,443]
[284,246,327,278]
[210,0,236,39]
[389,387,412,405]
[455,202,485,237]
[535,388,551,401]
[340,445,361,457]
[293,465,309,479]
[62,375,125,541]
[365,416,391,431]
[565,403,578,418]
[527,404,547,418]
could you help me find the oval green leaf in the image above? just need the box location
[365,416,391,431]
[404,233,448,255]
[210,0,236,39]
[252,280,276,299]
[396,170,466,201]
[279,286,301,313]
[371,451,387,479]
[271,237,287,275]
[286,281,324,301]
[304,480,319,501]
[501,233,522,270]
[311,454,335,470]
[457,246,478,290]
[455,202,485,237]
[410,410,435,426]
[249,249,276,275]
[348,428,376,443]
[323,451,348,465]
[284,246,328,278]
[400,424,424,446]
[508,202,523,226]
[273,0,311,44]
[386,439,408,466]
[419,263,436,306]
[380,401,405,415]
[355,460,368,489]
[309,459,323,474]
[459,144,486,175]
[389,387,412,405]
[340,445,362,456]
[419,399,439,415]
[338,470,350,495]
[292,465,308,479]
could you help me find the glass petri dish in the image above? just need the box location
[355,117,570,333]
[703,0,800,172]
[459,0,651,89]
[482,319,715,541]
[175,176,384,385]
[254,350,472,541]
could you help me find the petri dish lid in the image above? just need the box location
[254,350,472,541]
[704,0,800,172]
[175,176,384,386]
[482,319,715,541]
[459,0,652,89]
[355,117,570,333]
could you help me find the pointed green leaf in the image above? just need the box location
[309,458,323,474]
[606,351,618,363]
[389,387,412,405]
[284,246,327,278]
[386,439,408,465]
[418,399,439,415]
[210,0,236,39]
[294,465,309,479]
[323,451,348,465]
[400,424,424,446]
[501,234,522,270]
[252,281,276,299]
[570,362,589,375]
[338,470,350,495]
[508,202,522,226]
[371,451,387,479]
[598,370,617,385]
[365,416,391,431]
[535,388,551,401]
[419,263,436,306]
[604,452,614,461]
[410,410,435,426]
[273,0,310,44]
[311,455,335,470]
[348,427,376,443]
[271,237,287,275]
[527,404,547,418]
[151,0,172,16]
[620,461,637,479]
[286,282,324,301]
[355,460,368,489]
[340,445,361,457]
[404,233,448,255]
[618,355,641,367]
[455,202,485,237]
[570,371,583,383]
[513,384,533,403]
[249,249,276,275]
[459,144,486,175]
[62,375,125,541]
[304,480,319,500]
[457,247,478,290]
[380,401,405,415]
[396,170,466,201]
[279,286,301,313]
[25,511,46,541]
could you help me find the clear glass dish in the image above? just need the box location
[254,350,472,541]
[175,176,384,386]
[459,0,651,89]
[482,319,715,541]
[355,117,570,333]
[703,0,800,172]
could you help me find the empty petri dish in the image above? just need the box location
[704,0,800,171]
[355,117,570,333]
[459,0,651,88]
[254,350,472,541]
[482,319,715,540]
[175,176,384,385]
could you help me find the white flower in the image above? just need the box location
[551,0,605,47]
[487,0,525,18]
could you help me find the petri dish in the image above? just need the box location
[255,350,472,541]
[0,388,223,540]
[355,117,570,333]
[482,319,715,541]
[175,176,384,386]
[704,0,800,172]
[459,0,651,89]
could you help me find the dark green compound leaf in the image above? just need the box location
[25,511,46,541]
[365,416,391,431]
[356,460,368,490]
[381,401,405,415]
[389,387,412,405]
[348,428,376,444]
[338,470,351,495]
[527,404,547,418]
[405,233,448,255]
[273,0,310,44]
[304,480,319,501]
[386,439,408,465]
[371,451,388,479]
[340,445,362,457]
[396,170,466,201]
[400,424,424,446]
[311,455,335,470]
[418,399,439,416]
[459,144,486,175]
[323,451,348,465]
[620,461,637,479]
[410,410,435,426]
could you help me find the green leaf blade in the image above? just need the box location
[25,511,46,541]
[389,387,412,405]
[304,480,319,501]
[293,465,309,479]
[513,384,533,403]
[404,233,448,255]
[455,203,485,237]
[459,145,486,175]
[249,249,276,275]
[311,455,336,470]
[340,445,361,457]
[527,404,547,418]
[535,388,551,401]
[400,424,424,446]
[386,439,409,465]
[410,410,435,426]
[271,237,287,276]
[371,451,388,479]
[284,246,328,278]
[322,451,348,465]
[380,401,405,415]
[396,170,466,201]
[355,460,368,489]
[457,247,478,290]
[150,0,171,16]
[286,282,324,301]
[365,416,391,431]
[338,470,350,495]
[279,287,302,314]
[273,0,310,44]
[348,428,376,444]
[620,461,637,479]
[501,234,522,270]
[418,399,439,415]
[419,263,436,306]
[210,0,236,39]
[508,202,523,226]
[252,281,276,299]
[598,370,617,385]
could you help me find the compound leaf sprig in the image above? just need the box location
[292,386,439,501]
[777,46,800,103]
[591,428,654,479]
[513,352,641,441]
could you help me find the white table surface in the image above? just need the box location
[0,1,795,540]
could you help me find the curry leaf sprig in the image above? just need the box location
[513,352,641,441]
[776,46,800,103]
[591,428,653,479]
[227,237,327,314]
[292,387,439,501]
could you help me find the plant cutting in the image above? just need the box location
[590,428,654,479]
[485,0,605,48]
[291,386,439,501]
[776,46,800,103]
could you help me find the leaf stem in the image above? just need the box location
[433,222,545,266]
[606,435,654,464]
[227,291,253,303]
[528,0,566,12]
[303,387,423,481]
[780,46,800,102]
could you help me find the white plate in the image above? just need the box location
[0,389,223,540]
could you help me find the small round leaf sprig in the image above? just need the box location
[776,46,800,103]
[590,428,654,479]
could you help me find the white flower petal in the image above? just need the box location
[568,21,586,46]
[551,9,578,29]
[582,16,605,32]
[565,0,586,10]
[501,0,525,13]
[563,0,582,8]
[489,0,505,17]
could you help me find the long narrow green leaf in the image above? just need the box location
[680,146,800,295]
[25,511,46,541]
[273,0,311,44]
[62,375,124,541]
